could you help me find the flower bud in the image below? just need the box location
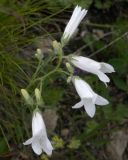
[35,48,44,60]
[61,6,88,46]
[52,40,63,55]
[67,76,72,83]
[21,89,33,105]
[35,88,43,106]
[66,62,74,73]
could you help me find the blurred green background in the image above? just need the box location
[0,0,128,159]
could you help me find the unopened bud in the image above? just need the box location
[35,48,44,60]
[37,48,42,54]
[67,76,72,83]
[35,88,43,106]
[21,89,33,105]
[52,40,63,55]
[66,62,74,73]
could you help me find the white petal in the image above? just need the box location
[100,63,115,73]
[74,77,93,99]
[32,111,47,136]
[63,6,87,39]
[41,138,53,156]
[96,71,110,83]
[68,10,84,37]
[23,137,33,145]
[32,138,42,155]
[64,7,80,37]
[95,95,109,105]
[72,100,83,108]
[83,98,96,118]
[46,138,53,151]
[71,56,101,71]
[80,9,87,20]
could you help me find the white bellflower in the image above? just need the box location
[62,6,88,42]
[23,110,53,156]
[72,77,109,117]
[71,56,115,84]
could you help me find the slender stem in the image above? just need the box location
[39,49,63,94]
[32,59,42,80]
[27,44,69,92]
[27,59,42,89]
[74,31,114,55]
[89,32,128,57]
[0,124,11,151]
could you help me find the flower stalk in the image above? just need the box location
[21,5,115,157]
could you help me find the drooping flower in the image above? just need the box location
[70,56,115,84]
[61,6,88,43]
[72,77,109,117]
[23,109,53,156]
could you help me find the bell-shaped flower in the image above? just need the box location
[70,56,115,84]
[61,6,88,43]
[23,109,53,156]
[72,77,109,117]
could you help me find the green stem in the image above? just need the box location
[39,49,63,94]
[0,124,11,151]
[32,59,42,80]
[27,58,43,89]
[27,45,69,92]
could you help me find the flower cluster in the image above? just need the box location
[62,6,114,117]
[21,5,115,157]
[69,56,115,117]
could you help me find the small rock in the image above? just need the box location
[61,128,69,137]
[43,109,58,134]
[93,29,105,39]
[107,129,128,160]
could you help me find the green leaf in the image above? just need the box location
[74,0,93,8]
[95,0,113,9]
[109,58,128,75]
[103,104,128,122]
[114,104,128,122]
[0,138,8,154]
[43,87,65,106]
[112,75,128,91]
[68,137,81,149]
[86,120,99,134]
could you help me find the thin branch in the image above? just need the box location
[89,32,128,57]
